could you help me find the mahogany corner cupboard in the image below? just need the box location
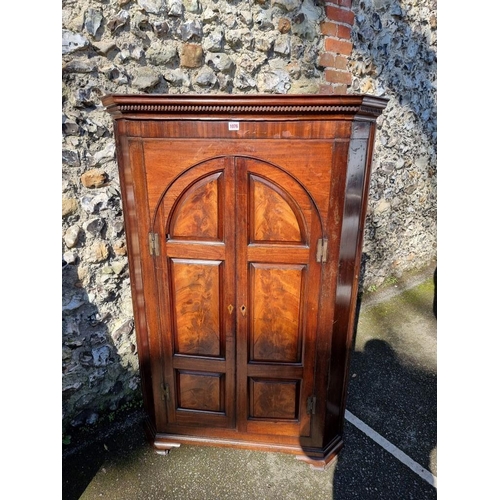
[102,93,388,469]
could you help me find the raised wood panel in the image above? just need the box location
[171,259,222,357]
[250,264,304,363]
[249,378,299,420]
[177,371,224,412]
[170,173,222,241]
[250,176,302,243]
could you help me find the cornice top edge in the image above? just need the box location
[101,94,389,119]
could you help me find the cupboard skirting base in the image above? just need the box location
[144,417,344,470]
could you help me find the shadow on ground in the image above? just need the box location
[62,274,436,500]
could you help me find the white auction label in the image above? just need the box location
[228,122,240,131]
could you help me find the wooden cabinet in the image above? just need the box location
[102,94,387,469]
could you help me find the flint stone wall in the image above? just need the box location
[62,0,436,432]
[349,0,437,287]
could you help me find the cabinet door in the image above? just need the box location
[234,158,322,439]
[155,157,237,430]
[154,155,322,439]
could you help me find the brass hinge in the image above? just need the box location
[306,396,317,415]
[161,382,170,402]
[316,238,328,263]
[149,232,160,256]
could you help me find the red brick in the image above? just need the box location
[325,69,352,85]
[334,55,349,71]
[325,5,355,25]
[332,84,348,95]
[319,84,335,95]
[324,38,353,56]
[337,24,352,40]
[319,52,336,67]
[320,21,337,37]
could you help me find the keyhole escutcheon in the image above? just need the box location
[240,305,247,317]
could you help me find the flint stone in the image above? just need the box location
[239,53,263,73]
[64,225,81,248]
[257,69,291,93]
[107,10,129,32]
[132,12,150,31]
[163,68,188,86]
[255,11,274,31]
[92,346,111,366]
[111,221,124,237]
[81,193,109,213]
[84,218,105,237]
[81,169,108,188]
[278,18,291,33]
[180,19,203,41]
[146,41,178,65]
[224,14,237,29]
[207,53,234,74]
[113,240,127,256]
[168,0,183,16]
[118,45,143,62]
[274,35,290,55]
[62,149,80,167]
[415,156,428,169]
[111,260,127,275]
[195,67,217,87]
[83,119,107,138]
[63,58,97,73]
[292,12,318,40]
[234,70,256,90]
[272,0,302,12]
[112,319,134,342]
[287,61,301,79]
[132,67,160,89]
[73,87,94,107]
[62,294,86,311]
[255,34,273,52]
[292,0,322,40]
[203,29,224,52]
[63,251,77,265]
[138,0,164,13]
[106,66,128,84]
[63,198,78,217]
[153,21,169,37]
[225,29,253,49]
[374,199,391,215]
[84,9,103,36]
[62,116,80,135]
[88,241,109,262]
[202,8,218,23]
[62,30,89,54]
[183,0,200,13]
[238,10,253,26]
[90,142,116,166]
[395,158,405,169]
[217,74,232,91]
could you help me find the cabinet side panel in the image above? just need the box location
[325,122,373,441]
[115,128,156,425]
